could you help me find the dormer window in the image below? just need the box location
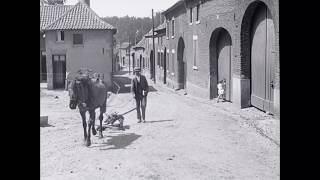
[56,30,64,42]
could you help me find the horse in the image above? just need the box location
[68,73,107,147]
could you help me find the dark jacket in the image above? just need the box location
[131,75,149,99]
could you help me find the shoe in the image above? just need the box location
[142,120,146,123]
[137,119,142,123]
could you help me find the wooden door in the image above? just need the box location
[52,55,66,89]
[217,30,232,101]
[41,54,47,81]
[177,38,185,89]
[265,9,275,113]
[251,5,275,113]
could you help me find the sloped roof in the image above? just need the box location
[144,23,166,38]
[42,2,116,32]
[40,5,74,31]
[162,0,185,15]
[133,37,145,49]
[155,22,166,31]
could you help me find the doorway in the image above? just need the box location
[177,37,186,89]
[52,54,66,89]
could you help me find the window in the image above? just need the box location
[61,31,64,41]
[190,8,193,23]
[56,31,64,42]
[171,19,175,37]
[73,34,83,45]
[196,4,200,22]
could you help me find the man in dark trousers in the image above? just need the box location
[131,67,149,123]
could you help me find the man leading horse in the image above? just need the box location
[131,67,149,123]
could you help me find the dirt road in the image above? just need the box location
[40,73,279,180]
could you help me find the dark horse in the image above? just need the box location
[68,72,107,147]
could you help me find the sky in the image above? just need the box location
[66,0,178,18]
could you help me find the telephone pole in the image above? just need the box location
[128,35,131,75]
[152,9,156,83]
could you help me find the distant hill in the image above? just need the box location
[102,12,165,46]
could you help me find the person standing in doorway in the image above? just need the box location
[131,67,149,123]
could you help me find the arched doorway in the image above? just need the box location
[209,28,232,101]
[241,1,276,113]
[177,37,186,89]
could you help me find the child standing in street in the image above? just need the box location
[217,79,226,103]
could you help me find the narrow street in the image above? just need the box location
[40,71,279,180]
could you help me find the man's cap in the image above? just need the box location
[133,67,141,72]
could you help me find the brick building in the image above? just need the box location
[40,0,117,90]
[139,0,279,118]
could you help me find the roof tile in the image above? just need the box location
[42,2,116,31]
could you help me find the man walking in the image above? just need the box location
[131,67,149,123]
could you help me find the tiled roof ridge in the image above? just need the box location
[41,4,74,7]
[42,3,79,30]
[40,5,74,31]
[43,1,116,31]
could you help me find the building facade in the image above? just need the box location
[40,1,117,90]
[139,0,279,118]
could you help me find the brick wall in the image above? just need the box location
[160,0,279,117]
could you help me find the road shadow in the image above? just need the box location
[113,76,158,94]
[40,124,55,128]
[96,124,130,131]
[91,133,141,150]
[145,119,174,124]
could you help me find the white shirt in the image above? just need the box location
[136,75,140,83]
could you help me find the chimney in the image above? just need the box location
[80,0,90,7]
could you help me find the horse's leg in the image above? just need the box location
[86,110,95,147]
[99,102,106,138]
[98,109,104,138]
[80,111,87,142]
[92,111,97,136]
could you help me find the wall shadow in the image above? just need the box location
[113,76,132,93]
[113,71,129,76]
[113,75,158,94]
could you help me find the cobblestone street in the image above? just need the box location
[40,71,279,180]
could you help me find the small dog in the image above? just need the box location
[104,112,124,130]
